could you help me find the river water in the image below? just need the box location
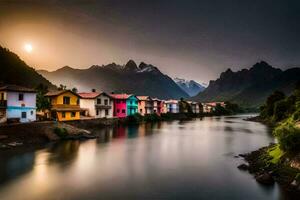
[0,115,296,199]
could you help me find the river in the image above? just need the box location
[0,115,295,199]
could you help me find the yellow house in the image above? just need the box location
[45,90,81,121]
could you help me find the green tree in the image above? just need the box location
[261,91,285,118]
[58,84,67,90]
[71,87,78,93]
[36,84,51,112]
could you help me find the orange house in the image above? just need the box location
[45,90,81,121]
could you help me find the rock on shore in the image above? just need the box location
[0,121,96,150]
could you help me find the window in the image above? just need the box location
[122,109,125,113]
[130,101,132,104]
[19,93,24,101]
[140,109,142,113]
[31,110,34,115]
[96,110,99,115]
[63,96,70,105]
[97,98,101,104]
[62,112,66,118]
[104,99,108,105]
[21,112,27,118]
[117,109,120,113]
[0,93,4,100]
[105,109,109,116]
[71,112,76,118]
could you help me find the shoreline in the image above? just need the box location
[239,144,300,194]
[0,113,206,151]
[239,115,300,194]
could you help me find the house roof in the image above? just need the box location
[0,85,36,93]
[165,99,178,104]
[45,90,80,97]
[110,93,133,100]
[137,96,151,101]
[78,92,101,99]
[78,92,112,99]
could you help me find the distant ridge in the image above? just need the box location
[192,61,300,107]
[0,46,55,89]
[38,60,189,99]
[174,78,206,97]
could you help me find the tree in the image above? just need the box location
[58,84,67,91]
[36,84,51,112]
[71,87,78,93]
[261,91,285,118]
[273,100,288,122]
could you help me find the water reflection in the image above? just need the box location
[0,115,295,200]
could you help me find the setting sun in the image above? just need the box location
[24,43,33,53]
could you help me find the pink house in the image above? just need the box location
[110,94,138,118]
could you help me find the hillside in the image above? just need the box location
[38,60,189,99]
[192,61,300,107]
[0,46,54,89]
[174,78,205,97]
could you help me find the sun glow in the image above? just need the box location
[24,43,33,53]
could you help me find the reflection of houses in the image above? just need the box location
[45,90,81,121]
[78,91,113,118]
[152,98,164,115]
[165,100,179,113]
[203,102,225,113]
[0,85,36,123]
[110,94,138,118]
[137,96,153,115]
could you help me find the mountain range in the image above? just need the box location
[38,60,189,99]
[192,61,300,107]
[0,46,54,89]
[174,78,206,97]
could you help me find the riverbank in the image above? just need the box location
[239,144,300,194]
[0,121,95,150]
[0,113,203,151]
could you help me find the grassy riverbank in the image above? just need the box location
[242,84,300,193]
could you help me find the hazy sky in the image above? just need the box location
[0,0,299,83]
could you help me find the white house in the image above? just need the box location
[78,91,114,118]
[0,85,37,123]
[164,100,179,113]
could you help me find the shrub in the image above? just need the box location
[54,127,68,138]
[274,121,300,152]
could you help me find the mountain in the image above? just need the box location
[192,61,300,107]
[0,46,54,89]
[38,60,189,99]
[174,78,206,97]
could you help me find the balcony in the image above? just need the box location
[0,100,7,108]
[95,104,112,109]
[52,104,81,111]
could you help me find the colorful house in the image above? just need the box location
[165,100,179,113]
[0,85,37,123]
[203,102,225,113]
[78,91,114,118]
[152,98,164,115]
[188,101,201,114]
[45,90,81,121]
[110,94,138,118]
[137,96,153,115]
